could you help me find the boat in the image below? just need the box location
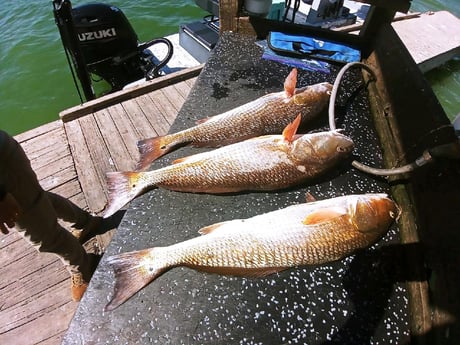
[2,0,459,344]
[53,0,460,103]
[52,0,192,101]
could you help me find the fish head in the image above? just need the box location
[350,194,400,236]
[292,82,333,106]
[290,130,354,165]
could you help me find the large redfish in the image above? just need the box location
[105,193,398,311]
[136,68,332,170]
[103,116,354,217]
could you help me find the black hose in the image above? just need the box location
[139,38,174,80]
[330,62,460,177]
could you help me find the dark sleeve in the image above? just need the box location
[0,184,6,201]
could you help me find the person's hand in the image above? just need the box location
[0,193,21,234]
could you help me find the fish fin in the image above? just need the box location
[302,207,348,225]
[284,68,297,97]
[105,248,165,311]
[198,222,228,235]
[136,136,169,171]
[104,171,147,218]
[282,114,302,143]
[195,116,213,125]
[305,192,317,203]
[195,265,288,278]
[171,155,195,165]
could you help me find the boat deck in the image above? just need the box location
[1,9,459,343]
[0,68,200,345]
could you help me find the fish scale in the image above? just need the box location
[135,68,333,170]
[168,85,330,145]
[163,204,368,270]
[105,194,398,311]
[104,127,354,218]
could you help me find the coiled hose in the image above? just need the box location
[329,62,460,176]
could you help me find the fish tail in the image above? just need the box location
[103,171,147,218]
[136,136,170,171]
[105,248,165,311]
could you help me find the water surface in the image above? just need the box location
[0,0,458,135]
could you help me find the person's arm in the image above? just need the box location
[0,185,20,234]
[0,184,6,201]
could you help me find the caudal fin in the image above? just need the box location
[136,136,170,171]
[104,171,146,218]
[105,248,165,311]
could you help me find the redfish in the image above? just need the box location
[105,193,398,311]
[136,68,332,170]
[103,116,354,217]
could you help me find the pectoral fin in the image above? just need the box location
[198,222,229,235]
[302,207,348,225]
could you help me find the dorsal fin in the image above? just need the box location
[282,114,302,143]
[284,68,297,97]
[302,207,348,225]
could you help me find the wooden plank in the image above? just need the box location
[219,0,242,32]
[106,103,144,164]
[29,149,72,178]
[363,22,459,340]
[93,107,135,172]
[145,91,178,129]
[0,254,66,310]
[171,80,192,100]
[50,178,86,206]
[392,11,460,72]
[64,118,107,213]
[14,121,63,143]
[0,229,22,249]
[59,65,203,122]
[19,127,68,164]
[0,234,37,268]
[136,93,172,136]
[353,0,411,13]
[120,96,160,138]
[0,281,75,345]
[164,83,187,108]
[184,76,198,89]
[37,164,78,192]
[76,115,113,212]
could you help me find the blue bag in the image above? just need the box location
[268,31,361,63]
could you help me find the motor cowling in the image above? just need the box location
[71,2,152,91]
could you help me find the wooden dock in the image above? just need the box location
[0,67,201,345]
[391,10,460,73]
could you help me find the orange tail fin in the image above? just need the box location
[104,171,146,218]
[136,136,170,171]
[105,248,166,311]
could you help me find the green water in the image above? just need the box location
[0,0,458,135]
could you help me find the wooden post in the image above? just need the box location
[219,0,243,33]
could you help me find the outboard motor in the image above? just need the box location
[53,0,173,102]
